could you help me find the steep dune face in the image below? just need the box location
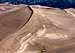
[0,4,33,41]
[0,4,33,53]
[0,4,75,53]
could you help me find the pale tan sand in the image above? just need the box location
[0,4,75,53]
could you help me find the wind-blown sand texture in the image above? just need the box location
[0,4,75,53]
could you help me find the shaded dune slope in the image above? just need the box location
[0,4,33,41]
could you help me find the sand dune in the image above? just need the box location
[0,4,75,53]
